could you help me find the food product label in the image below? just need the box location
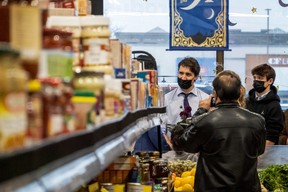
[40,49,73,79]
[84,38,110,65]
[48,114,64,136]
[0,92,27,151]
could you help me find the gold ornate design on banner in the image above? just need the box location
[170,0,228,49]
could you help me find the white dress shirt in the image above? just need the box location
[255,90,270,101]
[165,86,209,124]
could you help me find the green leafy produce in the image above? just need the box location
[258,164,288,191]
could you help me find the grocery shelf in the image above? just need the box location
[0,107,166,192]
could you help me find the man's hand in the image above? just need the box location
[171,124,185,151]
[266,140,275,146]
[199,96,213,111]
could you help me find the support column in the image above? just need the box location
[216,50,224,74]
[91,0,103,15]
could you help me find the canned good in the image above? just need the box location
[126,183,143,192]
[100,183,114,192]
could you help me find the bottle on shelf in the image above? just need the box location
[26,79,43,145]
[0,44,28,152]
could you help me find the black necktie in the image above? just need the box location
[181,93,192,117]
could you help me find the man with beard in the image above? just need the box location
[165,57,209,125]
[133,57,209,155]
[160,57,209,160]
[246,63,284,145]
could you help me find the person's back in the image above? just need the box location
[192,105,266,191]
[171,70,266,192]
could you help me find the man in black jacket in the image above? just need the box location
[246,63,284,145]
[171,70,266,192]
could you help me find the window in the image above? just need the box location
[104,0,288,109]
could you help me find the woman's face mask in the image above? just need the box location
[253,80,267,93]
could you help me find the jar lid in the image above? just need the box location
[135,151,149,157]
[148,151,160,157]
[141,163,150,168]
[127,183,141,186]
[28,79,41,91]
[74,70,104,77]
[46,16,81,27]
[0,43,20,58]
[100,183,113,186]
[80,15,110,26]
[43,28,73,37]
[40,77,61,86]
[73,91,95,97]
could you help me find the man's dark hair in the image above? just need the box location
[213,70,241,102]
[178,57,200,77]
[251,63,276,84]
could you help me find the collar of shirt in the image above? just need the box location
[165,86,209,124]
[255,91,270,101]
[176,86,197,97]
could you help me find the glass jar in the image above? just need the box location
[81,16,110,38]
[26,79,43,144]
[149,151,160,159]
[100,183,114,192]
[40,28,73,79]
[72,71,105,129]
[43,28,73,50]
[0,0,10,42]
[127,183,142,192]
[77,0,88,16]
[73,71,104,95]
[141,163,150,184]
[154,178,169,192]
[41,78,65,137]
[48,0,62,8]
[62,80,76,133]
[80,16,111,70]
[0,44,28,152]
[153,160,169,178]
[46,16,81,67]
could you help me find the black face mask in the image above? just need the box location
[178,77,192,89]
[253,80,267,93]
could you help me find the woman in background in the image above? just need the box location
[238,85,246,107]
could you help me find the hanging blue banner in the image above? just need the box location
[170,0,229,50]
